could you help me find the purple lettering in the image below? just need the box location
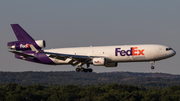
[115,48,132,57]
[115,48,121,56]
[120,50,126,56]
[126,47,133,56]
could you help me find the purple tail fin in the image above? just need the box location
[11,24,35,42]
[8,24,43,51]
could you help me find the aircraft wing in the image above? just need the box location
[40,51,92,66]
[30,44,91,60]
[29,44,94,66]
[41,51,90,59]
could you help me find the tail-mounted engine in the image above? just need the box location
[8,40,46,51]
[34,40,46,48]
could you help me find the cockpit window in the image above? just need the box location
[166,48,173,51]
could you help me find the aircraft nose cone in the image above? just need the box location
[173,50,176,56]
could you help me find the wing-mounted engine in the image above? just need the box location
[8,40,46,51]
[92,58,118,67]
[93,58,106,66]
[105,63,118,67]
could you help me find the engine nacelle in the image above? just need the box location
[105,63,118,67]
[35,40,46,48]
[8,40,46,51]
[93,58,106,66]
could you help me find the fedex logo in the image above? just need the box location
[115,47,145,56]
[20,44,30,48]
[94,61,101,63]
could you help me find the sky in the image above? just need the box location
[0,1,180,74]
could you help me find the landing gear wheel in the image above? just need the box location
[151,66,155,70]
[76,68,80,72]
[75,66,93,73]
[80,68,85,72]
[83,69,88,73]
[88,68,93,72]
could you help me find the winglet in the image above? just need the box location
[30,44,39,53]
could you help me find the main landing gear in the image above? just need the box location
[150,61,155,70]
[76,67,93,73]
[76,64,93,73]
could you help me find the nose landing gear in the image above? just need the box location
[151,66,155,69]
[150,61,155,70]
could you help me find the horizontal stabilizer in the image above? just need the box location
[9,50,35,59]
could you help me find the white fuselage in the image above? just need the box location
[44,44,176,65]
[8,24,177,72]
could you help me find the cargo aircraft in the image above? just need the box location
[8,24,176,72]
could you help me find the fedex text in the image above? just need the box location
[94,61,101,63]
[20,44,30,48]
[115,47,145,56]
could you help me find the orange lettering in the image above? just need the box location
[138,49,145,55]
[27,43,30,48]
[132,47,138,55]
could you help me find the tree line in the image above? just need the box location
[0,83,180,101]
[0,71,180,87]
